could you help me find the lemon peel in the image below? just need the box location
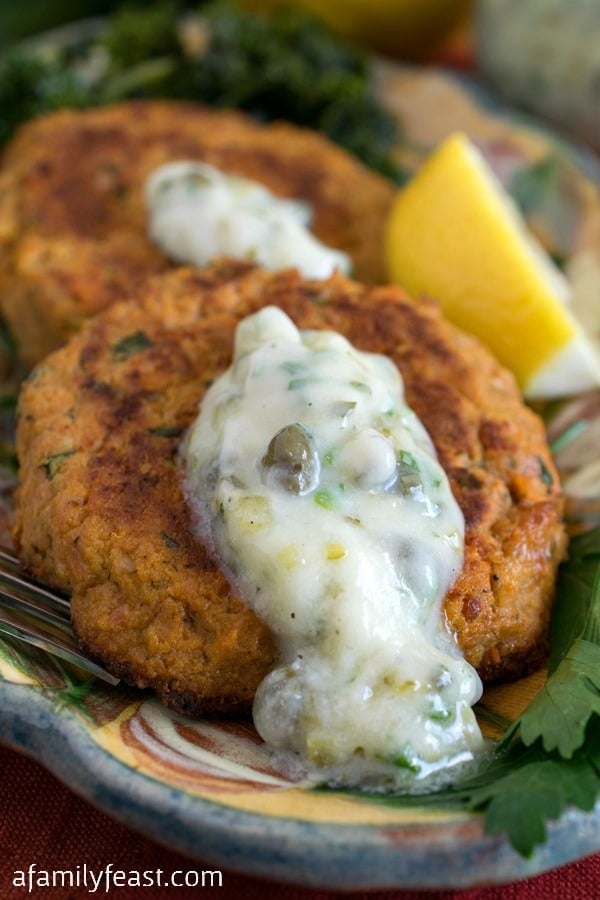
[385,132,600,399]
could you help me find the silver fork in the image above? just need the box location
[0,546,120,685]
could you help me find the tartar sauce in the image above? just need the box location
[145,161,351,279]
[182,307,483,788]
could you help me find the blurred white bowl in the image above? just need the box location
[476,0,600,149]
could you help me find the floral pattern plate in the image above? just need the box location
[2,52,600,892]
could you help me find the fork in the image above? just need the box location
[0,546,120,685]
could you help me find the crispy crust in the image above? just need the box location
[13,263,567,713]
[0,100,395,367]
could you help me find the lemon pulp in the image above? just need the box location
[385,132,600,399]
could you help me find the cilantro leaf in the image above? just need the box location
[365,525,600,857]
[502,527,600,757]
[474,751,599,857]
[517,639,600,757]
[550,526,600,663]
[478,530,600,850]
[382,731,600,858]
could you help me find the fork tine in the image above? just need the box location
[0,546,23,567]
[0,547,120,686]
[0,582,72,633]
[0,603,120,685]
[0,547,70,615]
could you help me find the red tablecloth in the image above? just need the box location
[2,744,598,899]
[1,12,598,900]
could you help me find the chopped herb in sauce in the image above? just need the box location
[183,307,478,798]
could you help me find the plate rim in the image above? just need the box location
[2,675,600,891]
[3,14,600,892]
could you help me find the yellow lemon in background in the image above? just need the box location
[385,132,600,399]
[241,0,473,60]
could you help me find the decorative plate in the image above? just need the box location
[2,31,600,892]
[2,646,600,891]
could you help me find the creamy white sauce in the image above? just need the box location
[182,307,484,789]
[145,161,351,279]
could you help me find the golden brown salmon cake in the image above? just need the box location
[0,100,395,367]
[13,262,567,714]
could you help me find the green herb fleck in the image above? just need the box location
[288,377,316,391]
[40,450,76,480]
[393,749,421,773]
[281,361,306,375]
[397,450,421,492]
[314,489,335,510]
[537,456,554,490]
[509,155,560,217]
[148,426,185,438]
[350,381,371,393]
[428,706,454,723]
[111,330,153,362]
[160,531,180,549]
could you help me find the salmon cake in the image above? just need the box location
[13,262,567,715]
[0,100,395,367]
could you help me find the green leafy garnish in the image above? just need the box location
[194,1,401,178]
[452,735,600,857]
[0,48,93,145]
[448,528,600,854]
[549,527,600,660]
[509,155,561,217]
[100,2,181,73]
[507,154,574,268]
[356,526,600,857]
[465,528,600,852]
[502,529,600,760]
[0,1,403,179]
[515,639,600,757]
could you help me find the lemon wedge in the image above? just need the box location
[385,132,600,399]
